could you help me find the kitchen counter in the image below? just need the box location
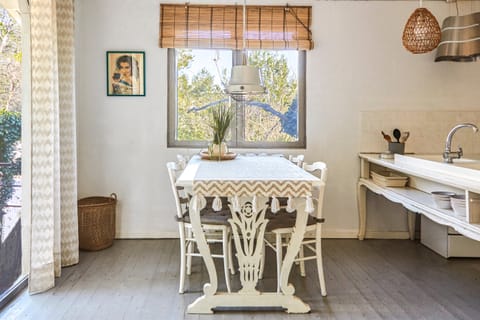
[357,153,480,256]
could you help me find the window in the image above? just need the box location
[167,48,306,148]
[161,4,312,148]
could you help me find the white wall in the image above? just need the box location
[75,0,480,238]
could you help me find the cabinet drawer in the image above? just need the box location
[421,215,480,258]
[448,235,480,258]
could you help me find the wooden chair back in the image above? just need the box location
[289,154,305,167]
[166,162,187,220]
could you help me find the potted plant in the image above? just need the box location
[208,103,234,158]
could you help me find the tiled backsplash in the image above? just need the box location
[360,111,480,155]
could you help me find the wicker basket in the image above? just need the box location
[78,193,117,251]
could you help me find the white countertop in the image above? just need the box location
[359,153,480,194]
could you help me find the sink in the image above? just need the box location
[407,154,480,167]
[394,154,480,180]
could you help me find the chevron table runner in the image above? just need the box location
[191,155,318,197]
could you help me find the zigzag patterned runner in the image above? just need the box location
[193,180,312,197]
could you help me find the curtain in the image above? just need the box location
[29,0,78,294]
[159,4,313,50]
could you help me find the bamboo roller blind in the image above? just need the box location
[159,4,313,50]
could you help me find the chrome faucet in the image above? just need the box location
[443,123,479,163]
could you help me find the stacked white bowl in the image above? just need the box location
[450,195,466,217]
[431,191,456,209]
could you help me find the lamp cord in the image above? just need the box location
[242,0,247,64]
[243,0,246,50]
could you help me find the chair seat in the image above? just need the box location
[265,210,324,232]
[177,208,232,226]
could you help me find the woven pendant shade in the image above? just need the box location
[402,8,441,54]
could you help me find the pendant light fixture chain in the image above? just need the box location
[243,0,246,51]
[224,0,266,100]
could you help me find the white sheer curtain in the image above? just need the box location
[29,0,78,294]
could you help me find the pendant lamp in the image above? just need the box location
[224,0,266,101]
[435,12,480,62]
[402,1,441,54]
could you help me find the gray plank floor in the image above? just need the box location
[1,239,480,320]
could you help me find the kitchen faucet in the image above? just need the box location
[443,123,479,163]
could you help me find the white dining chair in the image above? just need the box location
[166,161,235,293]
[176,154,190,170]
[263,161,327,296]
[270,153,285,158]
[288,154,305,167]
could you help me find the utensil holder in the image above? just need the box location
[388,142,405,154]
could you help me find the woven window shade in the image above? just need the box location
[159,4,313,50]
[402,8,441,54]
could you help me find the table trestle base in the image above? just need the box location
[187,292,311,314]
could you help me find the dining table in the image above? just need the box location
[175,154,323,313]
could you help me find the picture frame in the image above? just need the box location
[106,51,145,96]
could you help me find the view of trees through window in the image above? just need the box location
[0,6,23,300]
[174,48,302,146]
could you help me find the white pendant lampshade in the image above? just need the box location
[224,0,267,101]
[225,65,266,97]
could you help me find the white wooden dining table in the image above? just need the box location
[175,154,323,314]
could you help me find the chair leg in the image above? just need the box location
[228,232,235,275]
[186,229,193,275]
[299,244,306,277]
[276,233,283,293]
[178,226,187,294]
[222,229,232,293]
[316,227,327,296]
[259,240,265,279]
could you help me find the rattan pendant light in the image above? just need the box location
[402,1,441,54]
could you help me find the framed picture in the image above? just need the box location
[106,51,145,96]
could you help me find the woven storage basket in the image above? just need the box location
[78,193,117,251]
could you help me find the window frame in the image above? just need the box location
[167,48,306,149]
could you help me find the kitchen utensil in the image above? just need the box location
[381,131,392,142]
[400,131,410,143]
[393,129,401,142]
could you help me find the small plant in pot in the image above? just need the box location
[207,103,234,158]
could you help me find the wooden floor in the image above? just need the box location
[1,239,480,320]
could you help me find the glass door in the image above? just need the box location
[0,4,24,305]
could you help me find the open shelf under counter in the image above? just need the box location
[358,153,480,253]
[359,178,480,242]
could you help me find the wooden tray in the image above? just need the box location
[200,151,237,161]
[370,170,408,187]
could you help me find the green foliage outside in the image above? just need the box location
[0,8,22,112]
[0,8,22,209]
[176,49,298,144]
[246,51,297,142]
[0,109,21,207]
[177,50,225,142]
